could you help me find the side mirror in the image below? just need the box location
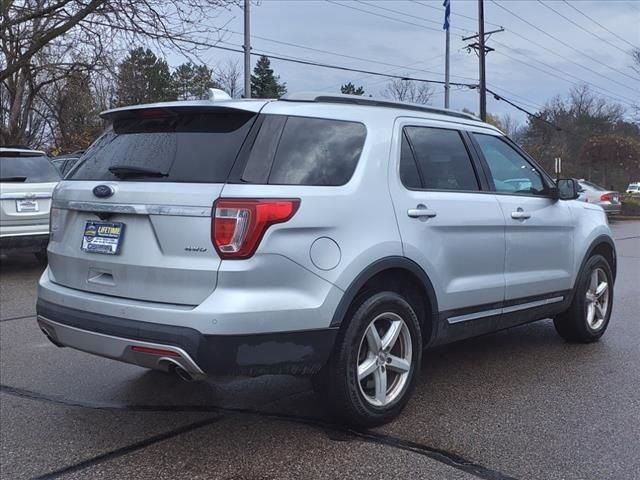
[556,178,579,200]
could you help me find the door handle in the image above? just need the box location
[511,208,531,220]
[407,205,437,218]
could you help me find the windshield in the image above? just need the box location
[0,153,61,183]
[69,108,256,183]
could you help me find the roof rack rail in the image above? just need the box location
[280,92,481,121]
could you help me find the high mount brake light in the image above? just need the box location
[212,199,300,259]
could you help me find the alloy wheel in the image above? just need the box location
[356,312,413,407]
[585,267,609,331]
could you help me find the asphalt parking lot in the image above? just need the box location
[1,220,638,480]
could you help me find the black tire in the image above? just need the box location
[554,254,613,343]
[313,291,422,428]
[34,249,48,265]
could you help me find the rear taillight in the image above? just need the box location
[600,193,611,202]
[212,198,300,259]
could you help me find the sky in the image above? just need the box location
[167,0,640,125]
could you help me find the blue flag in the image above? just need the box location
[443,0,450,30]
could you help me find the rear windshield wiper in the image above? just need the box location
[108,165,168,179]
[0,176,27,182]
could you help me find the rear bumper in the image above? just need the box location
[0,233,48,250]
[600,203,621,215]
[36,298,338,376]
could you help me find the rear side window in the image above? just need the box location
[69,109,256,183]
[402,127,479,191]
[0,154,60,183]
[241,116,366,186]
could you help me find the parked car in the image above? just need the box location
[577,180,621,215]
[36,94,616,427]
[626,182,640,197]
[0,146,61,262]
[575,179,588,202]
[51,150,83,178]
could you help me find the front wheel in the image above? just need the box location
[313,291,422,428]
[554,254,613,343]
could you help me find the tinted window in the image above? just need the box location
[242,116,366,186]
[403,127,479,191]
[399,132,421,189]
[69,109,255,183]
[0,154,60,183]
[473,133,545,195]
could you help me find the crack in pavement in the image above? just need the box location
[1,384,519,480]
[0,313,35,323]
[32,416,225,480]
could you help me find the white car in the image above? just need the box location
[626,183,640,197]
[0,147,60,261]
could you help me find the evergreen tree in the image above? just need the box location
[341,82,365,96]
[53,71,102,151]
[250,56,287,98]
[172,63,219,100]
[116,48,175,106]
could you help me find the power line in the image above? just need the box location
[222,28,476,82]
[209,40,566,128]
[325,0,638,103]
[537,0,636,57]
[490,0,640,85]
[356,0,449,29]
[326,0,443,33]
[210,40,477,88]
[563,0,639,50]
[487,83,544,110]
[491,46,638,107]
[486,87,562,130]
[490,34,638,104]
[410,0,504,29]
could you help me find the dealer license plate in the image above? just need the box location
[81,221,125,255]
[16,199,38,212]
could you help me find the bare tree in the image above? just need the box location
[1,0,237,145]
[382,78,433,105]
[215,59,243,98]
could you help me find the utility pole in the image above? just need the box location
[243,0,251,98]
[478,0,486,120]
[463,0,503,121]
[443,0,451,109]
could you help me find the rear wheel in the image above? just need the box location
[554,254,613,343]
[313,291,422,428]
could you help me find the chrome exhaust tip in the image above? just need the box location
[161,358,196,382]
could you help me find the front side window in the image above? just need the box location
[402,126,479,191]
[473,133,545,195]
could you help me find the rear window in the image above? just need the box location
[0,153,60,183]
[69,109,256,183]
[241,116,366,186]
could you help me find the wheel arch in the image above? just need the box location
[577,235,617,287]
[330,257,439,345]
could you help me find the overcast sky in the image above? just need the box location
[169,0,639,125]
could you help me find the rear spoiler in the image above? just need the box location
[100,99,270,121]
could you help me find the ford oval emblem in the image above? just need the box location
[93,185,114,198]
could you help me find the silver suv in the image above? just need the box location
[1,147,60,262]
[37,94,616,427]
